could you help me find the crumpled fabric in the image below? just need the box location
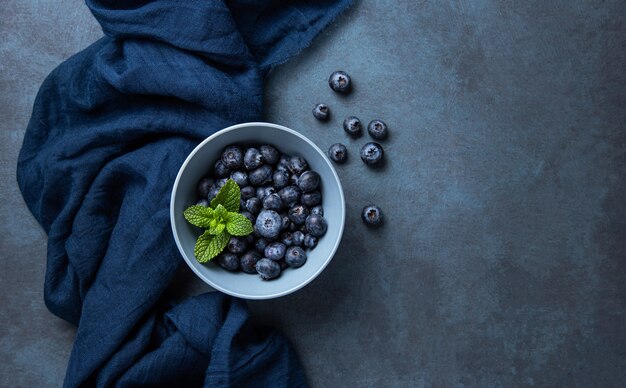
[16,0,352,386]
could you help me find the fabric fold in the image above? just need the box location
[17,0,352,386]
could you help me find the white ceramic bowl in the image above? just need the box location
[170,122,345,299]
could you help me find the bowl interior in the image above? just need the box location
[171,122,345,299]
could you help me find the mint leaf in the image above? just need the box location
[183,205,214,228]
[225,212,254,236]
[210,179,240,212]
[208,221,226,235]
[194,230,230,263]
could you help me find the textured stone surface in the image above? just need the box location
[1,1,625,387]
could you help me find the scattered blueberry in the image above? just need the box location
[278,185,302,207]
[256,258,281,280]
[277,154,291,172]
[285,246,307,268]
[297,171,320,192]
[292,231,304,246]
[343,116,362,137]
[207,186,220,200]
[244,148,263,170]
[311,205,324,216]
[245,197,262,214]
[264,242,286,260]
[289,156,308,175]
[255,210,283,239]
[277,259,289,270]
[228,236,247,254]
[215,178,228,189]
[305,214,328,237]
[281,214,290,230]
[222,145,243,169]
[230,170,249,187]
[240,251,261,274]
[249,164,273,186]
[367,119,388,140]
[217,252,239,271]
[213,160,230,178]
[360,142,384,166]
[313,103,330,121]
[273,170,290,190]
[262,193,283,211]
[304,234,318,249]
[260,145,279,165]
[289,204,310,225]
[301,191,321,207]
[361,205,383,227]
[241,211,255,224]
[329,70,352,93]
[197,177,214,198]
[241,185,255,200]
[328,143,348,164]
[288,173,299,186]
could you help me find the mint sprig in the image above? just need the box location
[183,179,253,262]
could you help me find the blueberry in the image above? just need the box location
[260,185,277,198]
[240,198,246,210]
[273,170,290,190]
[240,251,261,274]
[241,211,255,224]
[278,185,302,207]
[277,154,291,172]
[230,170,249,187]
[305,214,328,237]
[312,103,330,121]
[289,204,310,225]
[222,145,243,169]
[304,234,318,249]
[255,258,281,280]
[255,210,282,239]
[301,191,321,207]
[292,231,304,246]
[280,231,294,246]
[217,252,239,271]
[264,242,286,260]
[263,193,283,211]
[197,177,214,198]
[207,186,220,200]
[249,164,272,186]
[277,259,289,270]
[367,119,388,140]
[361,205,383,227]
[244,148,263,170]
[343,116,362,137]
[214,160,230,178]
[255,237,268,252]
[288,156,308,175]
[288,173,299,186]
[288,222,299,232]
[328,143,348,164]
[245,197,262,214]
[196,198,210,207]
[328,70,352,93]
[285,246,307,268]
[297,171,320,192]
[256,186,267,200]
[241,185,256,200]
[311,205,324,216]
[259,145,279,165]
[360,142,384,166]
[281,214,290,230]
[227,236,247,254]
[215,178,228,189]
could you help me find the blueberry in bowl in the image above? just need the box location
[171,122,345,299]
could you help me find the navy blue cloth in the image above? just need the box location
[16,0,352,386]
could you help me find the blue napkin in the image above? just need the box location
[17,0,352,386]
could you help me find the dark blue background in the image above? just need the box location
[2,0,625,386]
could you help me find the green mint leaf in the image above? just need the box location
[208,221,226,235]
[183,205,214,228]
[214,204,228,219]
[225,212,254,236]
[210,179,241,212]
[194,230,230,263]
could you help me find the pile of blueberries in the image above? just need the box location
[314,70,385,227]
[195,144,328,280]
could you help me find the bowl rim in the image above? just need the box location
[170,121,346,299]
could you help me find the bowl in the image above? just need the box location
[170,122,345,299]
